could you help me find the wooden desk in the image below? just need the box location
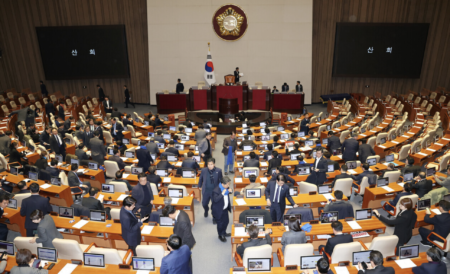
[2,207,26,236]
[57,164,106,189]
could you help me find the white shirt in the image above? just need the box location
[315,157,322,169]
[223,191,228,210]
[175,210,180,221]
[273,185,281,203]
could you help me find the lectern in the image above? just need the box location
[219,98,238,122]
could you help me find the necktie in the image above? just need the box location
[273,186,279,203]
[315,157,320,169]
[56,135,61,145]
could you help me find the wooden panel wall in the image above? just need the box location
[0,0,149,104]
[312,0,450,103]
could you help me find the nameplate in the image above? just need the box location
[285,265,298,271]
[233,266,245,272]
[338,261,350,266]
[113,219,121,223]
[386,256,396,261]
[148,221,157,226]
[369,184,375,188]
[345,217,354,222]
[272,222,282,227]
[309,220,319,224]
[234,223,244,227]
[71,259,82,265]
[50,212,58,216]
[119,264,131,269]
[309,191,317,195]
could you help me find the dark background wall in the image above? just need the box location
[0,0,149,104]
[312,0,450,102]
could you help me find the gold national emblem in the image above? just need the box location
[216,7,244,36]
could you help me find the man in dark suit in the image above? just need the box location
[286,143,301,156]
[94,121,104,142]
[306,149,328,186]
[63,116,74,134]
[154,130,165,143]
[341,133,359,162]
[319,221,353,259]
[357,251,395,274]
[402,157,422,177]
[265,174,298,222]
[411,171,433,198]
[176,79,184,94]
[236,225,272,257]
[97,84,105,102]
[222,131,238,175]
[295,81,303,93]
[198,158,223,221]
[0,194,9,240]
[68,164,91,192]
[57,102,65,121]
[323,190,354,219]
[15,181,31,194]
[49,128,66,159]
[382,183,412,212]
[163,205,196,249]
[268,151,282,174]
[263,144,275,161]
[239,135,256,150]
[136,140,154,172]
[35,151,49,171]
[359,139,376,163]
[165,141,180,157]
[103,96,112,114]
[323,151,339,171]
[123,114,134,128]
[90,131,106,165]
[282,83,289,92]
[271,86,279,93]
[73,125,84,142]
[234,67,240,83]
[45,101,54,121]
[108,149,125,170]
[419,200,450,246]
[75,143,89,161]
[82,187,111,219]
[120,196,149,255]
[327,131,341,151]
[123,85,135,108]
[131,173,154,219]
[160,235,192,274]
[157,155,175,170]
[145,138,159,155]
[46,159,60,177]
[40,80,48,97]
[180,152,200,170]
[111,108,122,119]
[411,247,446,274]
[110,118,124,141]
[351,163,373,186]
[0,131,11,155]
[20,183,53,236]
[212,177,232,242]
[330,164,352,188]
[82,126,93,149]
[243,152,260,168]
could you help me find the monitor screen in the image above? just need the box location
[300,256,322,270]
[290,154,300,161]
[29,171,38,181]
[168,189,183,198]
[244,170,257,178]
[125,151,135,158]
[195,145,199,151]
[181,136,189,141]
[147,132,154,137]
[335,122,341,128]
[332,148,342,155]
[245,189,261,199]
[399,245,419,259]
[248,258,271,272]
[192,156,201,162]
[159,216,175,226]
[51,177,61,186]
[71,159,79,166]
[355,209,372,221]
[377,177,389,187]
[404,172,414,182]
[156,169,168,177]
[242,123,247,128]
[298,132,305,137]
[56,154,64,163]
[243,156,251,161]
[296,166,310,175]
[184,128,192,133]
[169,126,176,131]
[380,138,386,144]
[131,167,143,174]
[108,148,114,155]
[318,185,331,194]
[163,134,171,140]
[132,257,155,271]
[37,247,57,262]
[157,143,165,149]
[59,207,74,218]
[84,253,105,267]
[167,155,177,162]
[418,199,431,211]
[260,122,266,127]
[361,127,366,133]
[346,161,357,169]
[10,167,18,175]
[327,164,334,172]
[7,199,16,209]
[182,170,195,178]
[90,210,106,222]
[122,138,130,145]
[88,162,98,170]
[102,184,114,193]
[385,154,394,162]
[243,146,253,151]
[416,145,421,153]
[426,167,436,177]
[322,138,328,145]
[246,216,264,227]
[320,212,339,223]
[261,135,270,141]
[278,127,284,132]
[287,116,292,121]
[305,140,314,147]
[367,158,377,166]
[327,125,331,131]
[283,214,301,226]
[280,134,289,140]
[0,241,14,256]
[352,251,371,265]
[174,144,184,150]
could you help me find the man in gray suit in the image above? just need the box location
[195,125,207,142]
[358,138,375,164]
[108,149,125,170]
[75,143,89,161]
[327,131,341,151]
[434,166,450,192]
[154,130,165,144]
[243,152,260,168]
[90,131,106,165]
[198,132,212,163]
[222,131,238,175]
[0,131,10,155]
[9,105,29,132]
[68,164,91,192]
[146,138,159,154]
[236,225,272,257]
[341,133,359,162]
[29,209,63,248]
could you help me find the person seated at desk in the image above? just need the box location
[146,167,162,188]
[316,258,333,274]
[271,86,279,93]
[330,164,352,188]
[239,135,256,150]
[263,144,275,161]
[295,81,303,93]
[157,155,175,170]
[46,159,60,177]
[82,187,111,219]
[323,190,354,219]
[155,130,165,143]
[293,156,307,173]
[10,248,48,274]
[243,152,260,168]
[381,182,412,213]
[358,138,376,164]
[29,209,63,248]
[20,183,53,237]
[39,127,51,150]
[351,163,373,186]
[9,141,28,166]
[238,175,261,196]
[419,200,450,247]
[29,128,40,144]
[26,123,37,136]
[246,129,253,136]
[181,151,200,170]
[236,225,272,258]
[0,194,9,241]
[111,107,122,119]
[281,216,306,254]
[165,140,180,157]
[412,247,447,274]
[114,171,133,191]
[433,165,450,192]
[64,116,74,134]
[182,118,192,127]
[155,114,164,128]
[75,143,89,161]
[319,221,353,260]
[323,151,339,171]
[35,150,49,171]
[327,131,341,151]
[286,143,301,156]
[282,83,289,92]
[122,114,133,129]
[402,156,422,177]
[160,234,192,274]
[177,126,185,135]
[0,175,12,193]
[108,148,125,170]
[68,164,91,193]
[15,181,30,194]
[411,171,433,198]
[273,135,281,148]
[267,151,282,174]
[286,133,297,142]
[144,114,154,126]
[114,140,128,156]
[136,140,154,172]
[357,250,395,274]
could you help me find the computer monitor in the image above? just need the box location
[143,120,150,126]
[181,135,189,141]
[380,138,386,144]
[296,166,310,175]
[157,143,165,149]
[243,170,258,178]
[385,154,394,163]
[159,216,175,226]
[245,189,261,199]
[147,132,155,137]
[182,169,195,178]
[132,257,155,271]
[169,126,176,131]
[266,155,272,161]
[54,154,63,164]
[320,211,338,223]
[0,241,14,256]
[29,171,38,181]
[278,126,284,132]
[300,256,322,270]
[332,148,342,156]
[377,177,389,187]
[195,145,199,151]
[327,164,334,172]
[167,155,177,162]
[305,140,314,147]
[163,116,168,121]
[10,166,18,176]
[243,157,251,164]
[280,134,289,140]
[90,210,106,222]
[335,122,341,128]
[108,148,114,155]
[322,138,328,145]
[156,169,168,177]
[185,128,192,133]
[37,247,57,262]
[190,122,195,126]
[125,151,135,158]
[242,123,247,128]
[391,133,396,140]
[367,158,377,166]
[426,167,436,177]
[418,199,431,211]
[352,251,371,265]
[131,167,143,174]
[283,214,301,226]
[88,162,98,170]
[403,172,414,182]
[355,209,373,221]
[246,216,264,227]
[174,144,184,150]
[7,199,16,209]
[318,185,331,194]
[192,155,201,162]
[426,140,431,147]
[399,245,419,259]
[326,125,331,131]
[58,206,74,219]
[289,187,298,196]
[83,253,105,268]
[50,177,61,186]
[122,138,130,145]
[346,161,357,169]
[298,131,305,137]
[287,116,292,121]
[248,258,271,272]
[260,122,266,127]
[261,135,270,141]
[317,117,322,122]
[168,189,183,198]
[290,154,300,161]
[163,134,171,140]
[102,184,115,193]
[243,146,253,151]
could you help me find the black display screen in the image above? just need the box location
[36,25,130,80]
[332,23,429,78]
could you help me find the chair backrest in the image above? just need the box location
[358,177,370,195]
[334,178,353,198]
[298,181,318,194]
[430,92,437,99]
[242,245,272,268]
[136,245,165,267]
[52,239,84,260]
[104,161,120,178]
[242,167,260,178]
[339,130,350,144]
[14,237,42,255]
[317,125,326,137]
[14,193,31,207]
[110,208,120,220]
[66,99,72,106]
[110,181,129,193]
[330,242,362,264]
[0,153,9,171]
[283,243,314,266]
[414,97,421,104]
[92,98,98,105]
[367,137,376,149]
[383,170,401,184]
[410,140,421,154]
[438,96,446,103]
[367,235,399,257]
[103,131,113,144]
[421,100,427,107]
[376,133,388,145]
[397,145,411,161]
[90,247,128,265]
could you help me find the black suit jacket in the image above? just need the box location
[94,126,104,142]
[282,85,289,92]
[45,103,54,117]
[136,148,153,171]
[324,234,353,256]
[49,134,66,155]
[412,261,447,274]
[156,161,175,170]
[82,131,93,149]
[181,159,200,170]
[341,138,359,162]
[234,70,240,82]
[265,181,295,209]
[63,119,71,131]
[424,212,450,239]
[82,197,104,211]
[268,158,282,173]
[377,209,417,246]
[327,135,341,151]
[57,105,65,120]
[411,179,433,198]
[173,210,196,249]
[243,159,260,168]
[124,89,130,99]
[212,185,231,219]
[358,265,395,274]
[120,207,141,246]
[237,234,271,257]
[111,123,124,140]
[20,195,52,230]
[359,144,376,164]
[295,84,303,92]
[402,165,422,177]
[165,147,180,157]
[46,166,60,177]
[307,157,328,185]
[176,83,184,93]
[35,158,48,171]
[111,111,123,119]
[98,88,105,101]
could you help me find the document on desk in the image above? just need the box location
[235,227,246,236]
[235,178,243,183]
[175,162,182,167]
[122,173,130,178]
[58,263,78,274]
[322,194,334,201]
[136,271,150,274]
[141,225,154,235]
[72,220,89,229]
[443,138,450,141]
[397,183,405,187]
[426,148,436,152]
[378,145,386,149]
[236,151,242,155]
[260,162,268,167]
[348,170,357,174]
[432,208,442,215]
[117,194,129,201]
[77,169,86,173]
[334,266,350,274]
[40,184,52,189]
[120,157,128,161]
[347,221,362,230]
[260,177,268,183]
[163,178,171,182]
[133,159,139,163]
[317,235,332,240]
[392,141,399,144]
[235,199,246,206]
[395,259,416,268]
[381,186,394,192]
[418,152,428,156]
[171,198,179,204]
[261,141,268,144]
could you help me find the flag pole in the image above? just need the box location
[208,42,210,51]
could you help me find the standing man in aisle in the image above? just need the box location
[176,79,184,94]
[120,196,149,255]
[198,132,212,163]
[234,67,240,83]
[265,174,298,222]
[124,85,135,108]
[97,84,105,102]
[222,131,237,175]
[20,183,52,236]
[212,177,232,242]
[103,96,112,114]
[40,80,48,97]
[198,158,223,222]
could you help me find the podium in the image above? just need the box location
[219,98,238,122]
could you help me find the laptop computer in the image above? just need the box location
[37,247,57,262]
[305,140,314,147]
[318,185,332,194]
[108,148,114,155]
[125,151,135,158]
[88,162,98,170]
[327,164,334,172]
[289,186,298,196]
[243,170,258,178]
[248,258,271,272]
[332,148,342,155]
[367,158,377,166]
[174,144,184,150]
[156,169,168,177]
[147,132,154,137]
[169,126,176,131]
[246,215,265,227]
[352,251,371,266]
[0,241,14,256]
[278,126,284,132]
[7,199,17,209]
[185,128,192,133]
[380,138,386,144]
[182,169,196,178]
[83,253,105,268]
[355,209,372,221]
[167,155,177,162]
[243,146,253,151]
[346,161,357,169]
[122,138,130,145]
[385,154,394,163]
[296,166,310,175]
[245,189,261,198]
[298,132,305,137]
[290,154,300,161]
[159,216,175,226]
[399,245,419,259]
[417,199,431,211]
[181,135,189,141]
[51,177,61,186]
[59,207,74,219]
[168,189,183,198]
[403,172,414,182]
[132,257,155,271]
[131,166,143,174]
[71,159,79,166]
[10,166,18,176]
[157,143,165,149]
[322,138,328,145]
[377,177,389,187]
[90,210,106,222]
[28,171,38,181]
[320,211,338,223]
[260,122,266,127]
[426,167,436,177]
[280,134,289,140]
[102,184,115,193]
[261,135,270,141]
[326,125,331,131]
[300,255,322,270]
[163,134,171,140]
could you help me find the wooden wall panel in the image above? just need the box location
[0,0,149,104]
[312,0,450,103]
